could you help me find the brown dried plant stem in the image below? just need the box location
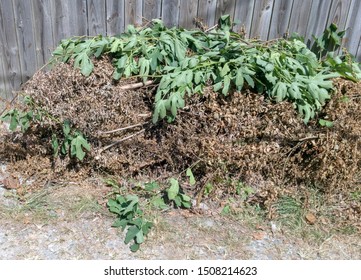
[296,135,319,142]
[98,129,145,154]
[99,122,146,135]
[119,80,154,90]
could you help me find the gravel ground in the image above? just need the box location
[1,163,360,260]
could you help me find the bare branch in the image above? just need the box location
[98,129,145,154]
[99,122,147,135]
[119,80,154,90]
[297,136,319,142]
[205,24,218,33]
[138,113,151,117]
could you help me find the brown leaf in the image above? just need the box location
[305,212,317,225]
[252,231,266,240]
[2,176,20,189]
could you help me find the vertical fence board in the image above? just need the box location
[69,0,88,36]
[344,0,361,59]
[51,0,87,44]
[215,0,236,23]
[51,0,67,42]
[357,41,361,61]
[179,0,198,28]
[306,0,333,43]
[87,0,106,36]
[125,0,143,28]
[288,0,312,37]
[0,17,10,101]
[327,0,352,29]
[0,0,23,93]
[250,0,274,39]
[162,0,180,27]
[233,0,255,36]
[106,0,125,35]
[327,0,352,54]
[32,0,54,67]
[13,0,37,81]
[143,0,162,22]
[197,0,217,28]
[268,0,293,39]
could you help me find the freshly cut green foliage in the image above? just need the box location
[186,168,196,186]
[144,181,160,192]
[319,119,334,128]
[166,178,191,208]
[50,16,361,124]
[0,96,41,133]
[70,133,91,161]
[106,176,192,252]
[311,23,345,60]
[166,178,179,200]
[0,96,91,161]
[51,120,91,161]
[108,194,153,252]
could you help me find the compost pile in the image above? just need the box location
[1,18,361,226]
[1,57,360,195]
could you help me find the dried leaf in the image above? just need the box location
[252,231,266,240]
[305,212,317,225]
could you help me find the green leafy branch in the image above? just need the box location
[108,194,153,252]
[0,96,43,132]
[0,95,90,162]
[105,167,196,252]
[51,16,361,124]
[51,120,90,161]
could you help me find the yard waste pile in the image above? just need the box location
[0,17,360,226]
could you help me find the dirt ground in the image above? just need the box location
[1,167,360,260]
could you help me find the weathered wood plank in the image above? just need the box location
[268,0,294,39]
[250,0,274,39]
[31,0,55,67]
[68,0,88,36]
[233,0,256,37]
[344,0,361,58]
[327,0,352,30]
[124,0,143,29]
[162,0,180,27]
[143,0,162,21]
[327,0,352,55]
[0,18,10,101]
[106,0,125,35]
[215,0,236,24]
[50,1,64,43]
[12,0,37,82]
[178,0,199,28]
[306,0,333,43]
[356,40,361,61]
[0,0,23,93]
[51,0,87,44]
[197,0,217,28]
[288,0,313,37]
[87,0,107,36]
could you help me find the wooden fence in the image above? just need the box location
[1,0,361,101]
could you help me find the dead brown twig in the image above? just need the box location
[296,135,320,142]
[205,24,218,33]
[98,122,147,135]
[119,80,154,90]
[97,129,145,154]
